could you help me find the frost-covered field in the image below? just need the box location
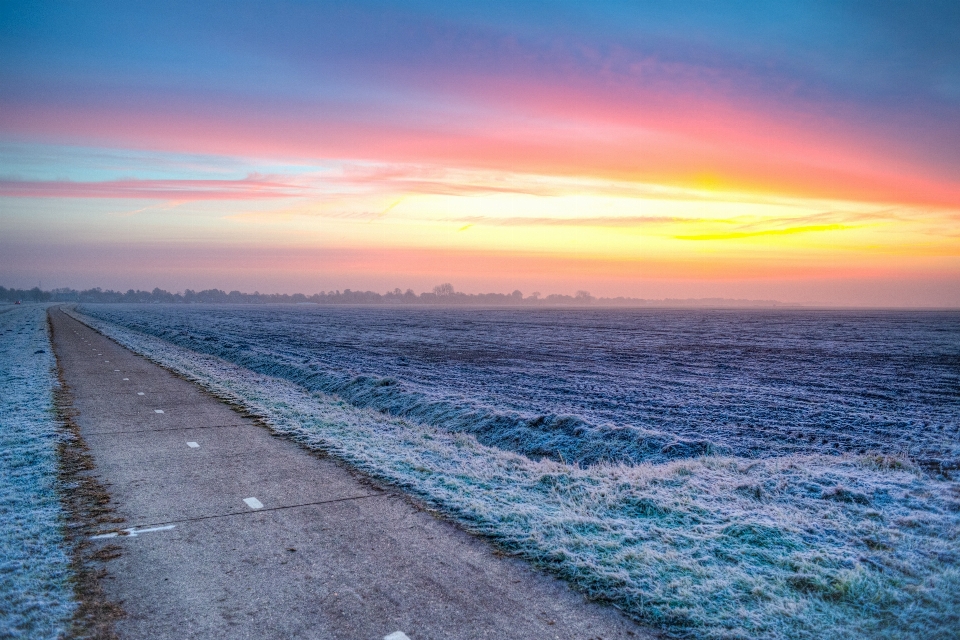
[72,306,960,639]
[77,305,960,470]
[0,306,75,638]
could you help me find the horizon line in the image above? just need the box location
[4,284,960,310]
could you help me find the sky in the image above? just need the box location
[1,1,959,305]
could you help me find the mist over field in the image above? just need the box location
[1,284,786,308]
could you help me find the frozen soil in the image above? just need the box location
[77,305,960,471]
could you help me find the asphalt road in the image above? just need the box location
[49,308,655,640]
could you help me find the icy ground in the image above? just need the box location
[0,305,75,639]
[78,305,960,470]
[72,307,960,640]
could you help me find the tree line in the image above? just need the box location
[0,284,781,307]
[0,284,597,306]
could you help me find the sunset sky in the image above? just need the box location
[2,1,959,305]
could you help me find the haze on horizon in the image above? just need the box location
[1,1,959,307]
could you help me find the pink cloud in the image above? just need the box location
[0,174,307,200]
[3,79,960,208]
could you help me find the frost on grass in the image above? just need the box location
[72,309,960,640]
[75,304,960,471]
[0,306,75,639]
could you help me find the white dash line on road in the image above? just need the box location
[154,409,164,414]
[187,441,200,448]
[138,392,145,395]
[384,632,411,640]
[123,378,129,381]
[243,497,264,510]
[114,369,120,372]
[91,525,176,540]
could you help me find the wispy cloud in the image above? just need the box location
[450,215,688,227]
[0,174,307,200]
[108,200,193,218]
[675,224,852,241]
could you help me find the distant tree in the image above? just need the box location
[433,283,455,297]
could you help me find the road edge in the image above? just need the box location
[49,308,126,640]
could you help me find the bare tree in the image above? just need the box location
[433,283,455,297]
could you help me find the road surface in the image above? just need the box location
[49,308,654,640]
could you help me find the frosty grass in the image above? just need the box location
[70,308,959,639]
[0,305,75,639]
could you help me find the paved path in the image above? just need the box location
[50,308,654,640]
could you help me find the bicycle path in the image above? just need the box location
[49,308,654,640]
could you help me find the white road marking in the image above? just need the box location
[114,369,120,372]
[384,633,411,640]
[187,441,199,448]
[92,525,176,540]
[123,378,129,381]
[138,392,145,395]
[154,409,164,414]
[243,497,264,509]
[104,360,109,363]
